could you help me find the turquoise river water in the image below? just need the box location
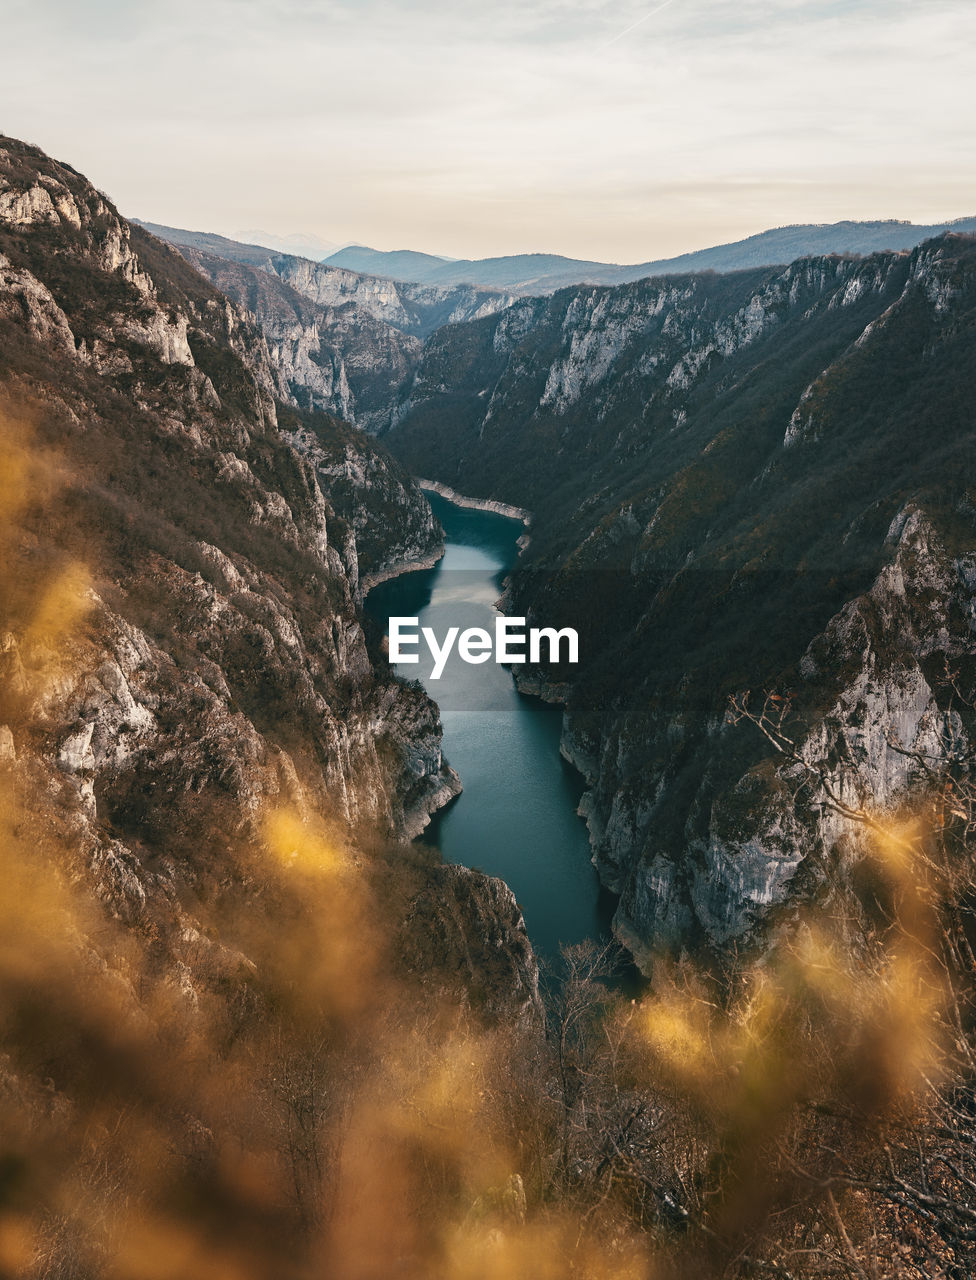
[366,492,614,963]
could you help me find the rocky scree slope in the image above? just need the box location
[0,136,539,1019]
[139,222,516,430]
[386,237,976,967]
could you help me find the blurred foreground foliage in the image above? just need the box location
[3,412,976,1280]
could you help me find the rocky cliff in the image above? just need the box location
[140,223,515,430]
[271,252,515,340]
[386,237,976,965]
[0,136,543,1013]
[173,246,423,430]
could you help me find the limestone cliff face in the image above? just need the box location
[155,234,515,432]
[0,137,453,849]
[387,234,976,964]
[0,138,548,1013]
[175,247,423,431]
[600,508,976,967]
[271,254,515,339]
[388,251,913,509]
[281,410,444,588]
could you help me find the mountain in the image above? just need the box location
[139,221,516,429]
[172,245,424,431]
[323,218,976,293]
[0,136,468,849]
[7,136,976,1277]
[632,216,976,277]
[233,228,343,260]
[143,223,344,263]
[133,220,280,265]
[263,250,514,339]
[385,233,976,965]
[0,135,562,1276]
[325,244,453,278]
[323,246,617,291]
[138,221,513,339]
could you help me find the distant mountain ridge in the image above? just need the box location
[140,216,976,301]
[135,221,512,339]
[327,246,456,278]
[134,222,343,263]
[234,228,343,260]
[134,221,287,265]
[324,217,976,293]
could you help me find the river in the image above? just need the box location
[366,491,615,963]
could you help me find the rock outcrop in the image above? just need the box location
[174,247,424,430]
[141,225,515,431]
[282,409,444,587]
[399,864,542,1025]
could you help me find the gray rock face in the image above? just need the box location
[154,234,515,432]
[175,247,423,430]
[389,249,914,507]
[285,418,443,586]
[611,507,974,966]
[0,136,532,1020]
[0,162,449,843]
[272,255,515,339]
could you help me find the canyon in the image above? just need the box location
[141,197,976,972]
[4,131,976,1278]
[8,133,976,983]
[382,236,976,966]
[138,220,515,430]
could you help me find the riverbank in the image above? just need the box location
[417,479,532,528]
[360,477,530,594]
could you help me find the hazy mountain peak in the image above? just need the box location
[321,217,976,293]
[233,228,345,261]
[323,244,453,276]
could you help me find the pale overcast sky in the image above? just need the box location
[3,0,974,262]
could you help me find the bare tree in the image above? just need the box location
[718,673,976,1278]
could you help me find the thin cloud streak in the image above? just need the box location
[599,0,681,49]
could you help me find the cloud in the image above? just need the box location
[2,0,974,260]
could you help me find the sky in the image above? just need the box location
[3,0,975,263]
